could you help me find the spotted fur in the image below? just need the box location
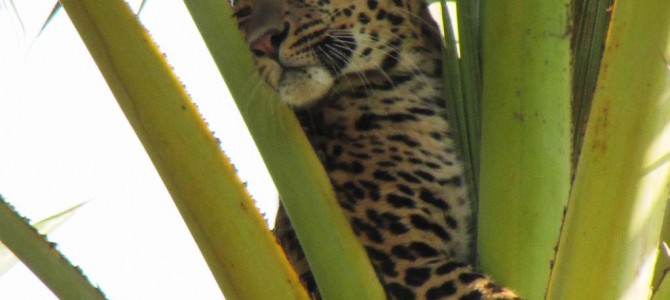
[233,0,520,298]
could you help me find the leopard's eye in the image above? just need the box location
[232,6,252,19]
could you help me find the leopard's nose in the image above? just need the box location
[250,25,287,61]
[241,0,287,60]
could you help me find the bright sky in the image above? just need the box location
[0,1,276,299]
[0,1,449,299]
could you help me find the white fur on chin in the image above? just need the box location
[278,66,333,108]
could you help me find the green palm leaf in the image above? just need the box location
[0,196,105,299]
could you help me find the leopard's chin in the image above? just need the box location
[267,66,333,108]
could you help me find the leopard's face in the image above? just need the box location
[233,0,442,107]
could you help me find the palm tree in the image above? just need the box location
[1,0,669,299]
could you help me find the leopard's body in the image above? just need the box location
[233,0,520,298]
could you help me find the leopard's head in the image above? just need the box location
[233,0,442,108]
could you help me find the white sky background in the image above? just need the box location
[0,1,449,299]
[0,1,276,299]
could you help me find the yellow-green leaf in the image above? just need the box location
[0,196,105,299]
[479,1,572,298]
[0,201,87,275]
[182,1,384,299]
[57,0,307,299]
[547,0,670,297]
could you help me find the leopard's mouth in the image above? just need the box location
[252,30,356,108]
[253,57,333,108]
[275,65,335,108]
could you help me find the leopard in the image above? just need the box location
[233,0,521,298]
